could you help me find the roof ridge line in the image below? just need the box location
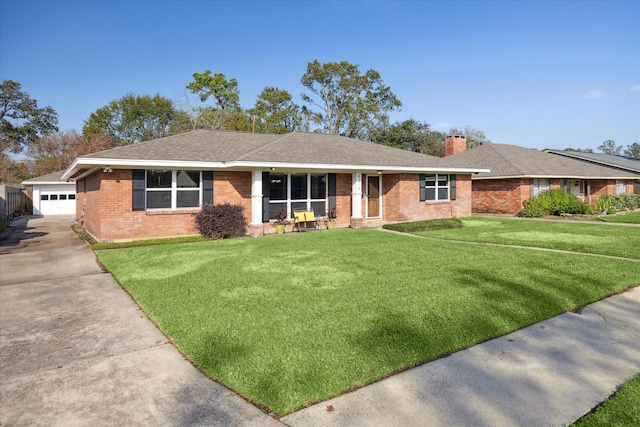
[491,143,528,176]
[77,129,208,158]
[235,132,295,161]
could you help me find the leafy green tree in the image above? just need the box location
[1,80,58,154]
[300,60,402,140]
[449,125,491,149]
[623,142,640,159]
[597,139,623,156]
[82,93,180,145]
[248,87,305,134]
[186,70,240,110]
[371,119,445,156]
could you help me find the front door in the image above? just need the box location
[367,175,381,218]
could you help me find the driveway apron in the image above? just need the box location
[0,216,282,427]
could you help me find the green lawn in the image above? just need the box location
[572,375,640,426]
[420,217,640,259]
[97,228,640,415]
[594,211,640,224]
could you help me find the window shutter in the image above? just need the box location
[202,171,214,205]
[328,173,337,211]
[419,174,426,201]
[132,169,146,211]
[262,172,270,222]
[450,174,457,200]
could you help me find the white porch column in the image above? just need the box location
[251,170,263,225]
[351,172,362,219]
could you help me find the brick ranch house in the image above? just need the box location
[61,130,488,241]
[440,137,639,214]
[545,149,640,194]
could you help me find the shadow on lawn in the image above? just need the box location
[344,260,640,425]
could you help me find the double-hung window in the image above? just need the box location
[615,180,625,195]
[146,170,201,209]
[268,173,327,219]
[423,174,450,201]
[532,179,549,197]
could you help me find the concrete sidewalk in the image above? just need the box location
[282,287,640,426]
[0,216,282,426]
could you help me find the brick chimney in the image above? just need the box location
[445,135,467,156]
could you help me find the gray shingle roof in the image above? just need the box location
[441,143,639,179]
[22,170,70,184]
[74,129,481,170]
[545,150,640,174]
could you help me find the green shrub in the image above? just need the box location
[519,204,546,218]
[595,194,640,214]
[383,218,464,232]
[194,203,248,239]
[520,189,592,217]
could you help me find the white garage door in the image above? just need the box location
[39,185,76,215]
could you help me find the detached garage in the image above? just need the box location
[23,170,76,216]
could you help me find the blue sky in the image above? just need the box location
[1,0,638,151]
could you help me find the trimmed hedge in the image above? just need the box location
[194,203,248,239]
[383,218,464,233]
[520,189,592,218]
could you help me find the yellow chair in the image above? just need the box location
[293,211,319,232]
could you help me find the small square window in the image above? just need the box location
[60,194,67,200]
[50,195,58,200]
[69,194,76,200]
[41,195,49,201]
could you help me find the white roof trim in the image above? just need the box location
[22,180,76,185]
[473,175,637,180]
[62,157,490,179]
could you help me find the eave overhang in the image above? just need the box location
[62,157,490,180]
[472,174,638,180]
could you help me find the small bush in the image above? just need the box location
[595,194,640,214]
[383,218,464,233]
[195,203,247,239]
[520,189,592,217]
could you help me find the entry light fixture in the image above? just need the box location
[376,170,383,175]
[270,167,277,171]
[103,166,113,173]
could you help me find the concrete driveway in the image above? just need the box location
[0,216,282,426]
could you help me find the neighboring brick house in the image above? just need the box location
[544,150,640,194]
[440,138,639,214]
[61,130,488,242]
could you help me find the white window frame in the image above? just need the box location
[532,179,550,197]
[615,180,625,195]
[146,170,202,210]
[268,173,328,218]
[424,174,450,201]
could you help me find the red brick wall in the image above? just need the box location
[382,173,472,221]
[590,180,613,199]
[335,173,352,225]
[78,170,264,241]
[472,178,527,214]
[213,171,253,225]
[471,178,633,214]
[81,172,104,239]
[79,170,475,240]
